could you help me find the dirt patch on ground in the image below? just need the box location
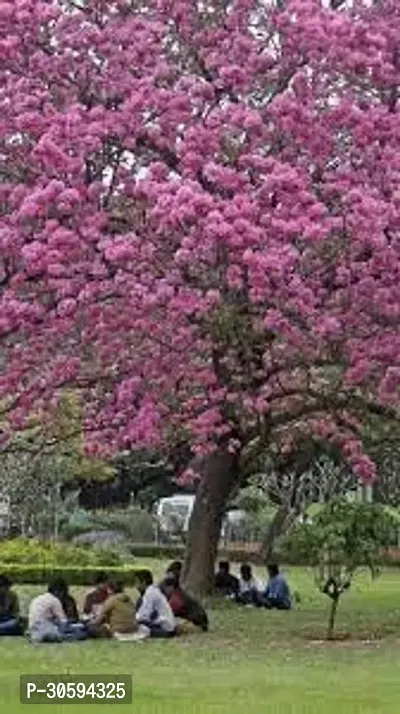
[304,637,383,649]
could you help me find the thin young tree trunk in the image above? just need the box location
[327,595,339,640]
[182,450,239,594]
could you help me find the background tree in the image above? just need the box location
[285,500,396,639]
[0,392,113,537]
[363,416,400,507]
[74,450,173,511]
[259,443,359,560]
[234,442,359,559]
[372,443,400,507]
[0,0,399,590]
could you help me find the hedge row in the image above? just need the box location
[129,543,266,563]
[128,543,400,567]
[0,565,147,586]
[129,543,186,559]
[129,542,266,564]
[127,541,289,565]
[2,548,398,586]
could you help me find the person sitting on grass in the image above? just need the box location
[165,560,183,581]
[59,582,79,622]
[28,578,88,643]
[263,564,292,610]
[236,564,262,607]
[56,580,88,640]
[215,561,239,598]
[83,572,110,618]
[160,572,209,633]
[136,570,176,639]
[91,580,136,639]
[0,574,24,636]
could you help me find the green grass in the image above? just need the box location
[1,565,400,713]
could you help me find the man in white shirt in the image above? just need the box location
[237,564,263,606]
[136,570,176,638]
[29,579,87,643]
[29,579,68,642]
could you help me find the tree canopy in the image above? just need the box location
[1,0,399,480]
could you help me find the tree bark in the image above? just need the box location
[327,595,340,640]
[259,504,295,563]
[182,450,239,594]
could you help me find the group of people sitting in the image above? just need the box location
[0,562,208,643]
[0,561,290,643]
[215,561,292,610]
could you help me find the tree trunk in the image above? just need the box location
[182,450,239,594]
[327,595,339,640]
[259,504,294,563]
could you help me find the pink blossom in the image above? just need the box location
[56,299,77,317]
[0,0,398,484]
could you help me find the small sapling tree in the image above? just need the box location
[287,499,396,639]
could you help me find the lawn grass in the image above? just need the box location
[1,565,400,713]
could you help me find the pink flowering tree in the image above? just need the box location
[1,0,399,590]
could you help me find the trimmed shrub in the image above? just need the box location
[129,543,185,559]
[129,542,400,566]
[128,542,265,564]
[0,565,146,586]
[0,538,121,567]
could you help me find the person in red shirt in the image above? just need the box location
[161,572,208,632]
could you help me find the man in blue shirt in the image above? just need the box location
[263,564,292,610]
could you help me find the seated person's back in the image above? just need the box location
[97,581,136,634]
[162,573,208,632]
[28,581,68,642]
[215,561,239,597]
[29,579,88,643]
[60,591,79,622]
[29,590,66,630]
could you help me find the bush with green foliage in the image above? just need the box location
[62,507,156,543]
[126,542,267,564]
[283,500,396,639]
[0,538,121,567]
[0,564,144,586]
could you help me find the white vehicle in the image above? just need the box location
[155,495,249,540]
[156,494,195,537]
[221,509,249,540]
